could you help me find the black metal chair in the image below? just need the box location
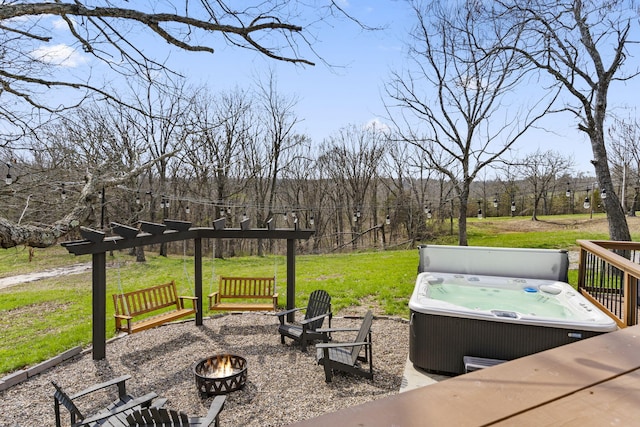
[315,310,374,383]
[125,395,226,427]
[52,375,160,427]
[276,289,332,352]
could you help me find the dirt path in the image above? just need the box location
[0,263,92,290]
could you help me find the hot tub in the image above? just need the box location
[409,271,618,375]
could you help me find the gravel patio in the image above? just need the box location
[0,311,409,427]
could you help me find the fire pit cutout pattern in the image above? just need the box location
[194,354,247,395]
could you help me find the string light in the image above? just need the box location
[5,163,11,185]
[61,183,66,200]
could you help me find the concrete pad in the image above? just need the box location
[399,355,451,393]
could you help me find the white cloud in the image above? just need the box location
[30,44,87,67]
[364,118,390,134]
[52,17,72,31]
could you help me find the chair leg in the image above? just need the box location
[322,348,333,382]
[280,334,285,344]
[54,400,62,427]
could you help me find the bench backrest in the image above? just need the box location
[113,281,179,317]
[219,276,275,298]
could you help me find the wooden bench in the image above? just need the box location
[208,276,278,312]
[112,281,197,334]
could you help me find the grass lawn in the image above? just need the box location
[1,214,639,375]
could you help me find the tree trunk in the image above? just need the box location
[458,195,468,246]
[592,99,631,241]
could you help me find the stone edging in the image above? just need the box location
[0,346,83,392]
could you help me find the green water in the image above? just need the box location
[429,283,572,318]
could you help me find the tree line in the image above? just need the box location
[1,1,638,250]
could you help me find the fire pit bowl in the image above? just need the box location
[193,354,247,395]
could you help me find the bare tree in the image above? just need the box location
[518,150,574,220]
[491,0,639,241]
[251,72,302,230]
[318,124,386,250]
[608,114,640,215]
[0,1,344,139]
[185,86,255,256]
[0,1,362,249]
[385,0,555,245]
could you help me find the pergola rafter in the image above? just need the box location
[61,218,314,360]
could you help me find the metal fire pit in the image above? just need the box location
[193,354,247,395]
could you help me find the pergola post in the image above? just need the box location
[92,252,107,360]
[194,237,203,326]
[287,238,296,322]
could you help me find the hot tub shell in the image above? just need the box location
[410,245,617,375]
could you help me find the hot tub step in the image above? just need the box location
[463,356,507,373]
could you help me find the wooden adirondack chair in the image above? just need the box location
[315,310,374,382]
[276,289,332,352]
[52,375,160,427]
[125,395,226,427]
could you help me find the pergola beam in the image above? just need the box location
[60,220,314,360]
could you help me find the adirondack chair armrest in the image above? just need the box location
[316,341,370,350]
[78,392,158,426]
[300,311,332,327]
[200,395,227,425]
[70,375,131,400]
[316,327,359,334]
[275,307,302,319]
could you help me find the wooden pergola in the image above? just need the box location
[61,218,314,360]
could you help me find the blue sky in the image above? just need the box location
[28,2,640,175]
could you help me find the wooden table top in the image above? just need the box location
[289,325,640,427]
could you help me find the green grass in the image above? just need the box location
[0,249,419,374]
[1,213,633,375]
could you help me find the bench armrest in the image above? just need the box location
[178,296,198,311]
[113,314,133,320]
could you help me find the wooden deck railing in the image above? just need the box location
[577,239,640,328]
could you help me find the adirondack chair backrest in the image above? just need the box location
[52,381,84,425]
[304,289,331,331]
[349,310,373,365]
[127,407,190,425]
